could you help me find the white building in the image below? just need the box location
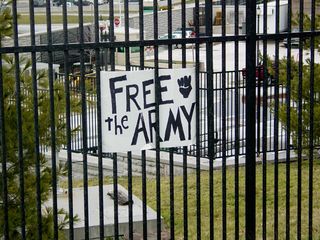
[257,1,288,34]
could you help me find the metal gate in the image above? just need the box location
[1,0,320,239]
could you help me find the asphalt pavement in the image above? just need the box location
[154,40,320,72]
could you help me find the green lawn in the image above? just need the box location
[70,159,320,239]
[18,14,94,24]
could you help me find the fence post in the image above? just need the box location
[245,0,257,239]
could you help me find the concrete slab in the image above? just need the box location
[51,148,301,178]
[47,184,159,239]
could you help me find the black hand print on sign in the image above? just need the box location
[177,75,192,98]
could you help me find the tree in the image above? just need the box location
[275,57,320,153]
[272,1,320,153]
[292,0,320,51]
[0,1,79,238]
[0,0,12,45]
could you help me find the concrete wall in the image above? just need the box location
[2,24,92,66]
[2,31,42,60]
[40,24,92,65]
[129,8,194,40]
[128,6,247,38]
[55,150,208,178]
[117,152,201,176]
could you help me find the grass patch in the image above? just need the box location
[18,14,93,24]
[69,159,320,239]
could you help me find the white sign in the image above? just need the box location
[101,68,196,152]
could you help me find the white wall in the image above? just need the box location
[257,1,288,34]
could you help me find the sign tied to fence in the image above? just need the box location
[101,68,196,152]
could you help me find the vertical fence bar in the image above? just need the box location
[274,0,280,239]
[167,0,175,239]
[262,0,268,238]
[137,1,147,239]
[181,0,186,54]
[245,0,257,238]
[256,19,261,158]
[169,148,175,239]
[221,0,227,238]
[183,147,188,240]
[297,0,304,238]
[93,0,105,238]
[180,1,188,239]
[64,46,75,237]
[28,0,42,238]
[205,0,214,239]
[12,0,26,237]
[109,1,119,238]
[109,0,115,71]
[308,0,316,237]
[61,1,75,239]
[139,0,144,71]
[152,1,161,239]
[234,0,240,238]
[167,0,173,70]
[0,51,9,240]
[127,149,133,239]
[124,1,130,72]
[77,0,90,238]
[194,1,201,239]
[112,152,119,239]
[285,0,292,238]
[229,73,233,157]
[141,150,147,240]
[124,0,134,238]
[45,0,58,236]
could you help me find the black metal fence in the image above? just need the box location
[57,69,290,159]
[1,0,320,239]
